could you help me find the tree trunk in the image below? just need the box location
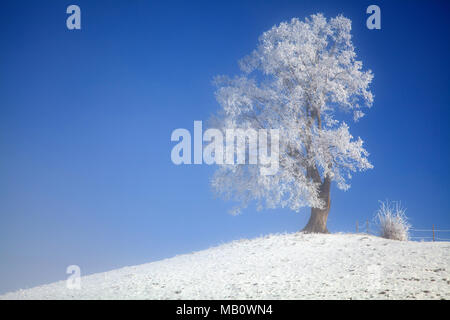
[302,176,331,233]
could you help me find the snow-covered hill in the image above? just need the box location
[1,233,449,299]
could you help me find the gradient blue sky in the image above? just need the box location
[0,0,449,294]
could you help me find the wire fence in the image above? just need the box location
[355,220,450,242]
[409,227,450,242]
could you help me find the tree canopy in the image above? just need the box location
[211,14,374,215]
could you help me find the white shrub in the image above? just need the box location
[375,200,410,241]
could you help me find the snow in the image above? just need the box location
[1,233,449,299]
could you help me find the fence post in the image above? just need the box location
[432,225,435,242]
[356,221,358,233]
[366,220,369,234]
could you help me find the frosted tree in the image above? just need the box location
[211,14,374,233]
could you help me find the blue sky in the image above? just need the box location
[0,0,449,294]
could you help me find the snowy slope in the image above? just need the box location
[1,233,449,299]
